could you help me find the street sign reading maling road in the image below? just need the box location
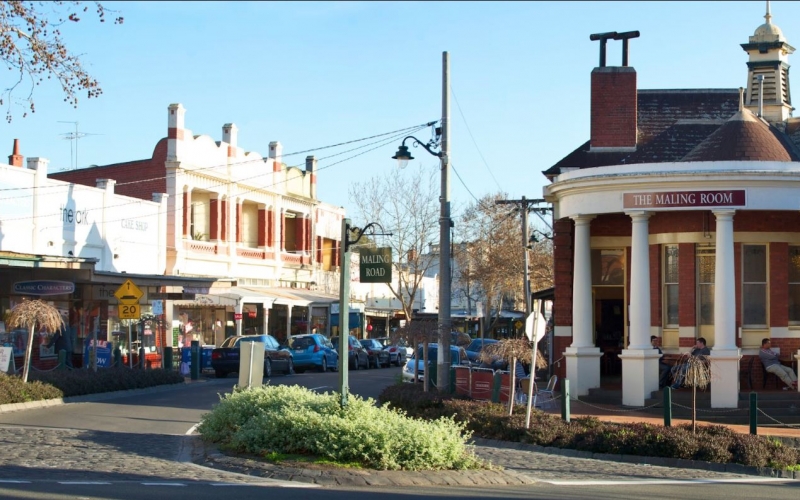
[359,247,392,283]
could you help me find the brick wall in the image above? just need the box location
[590,213,630,237]
[650,244,661,326]
[553,218,574,327]
[650,211,706,234]
[678,243,696,328]
[770,242,789,328]
[50,138,168,200]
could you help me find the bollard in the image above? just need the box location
[561,379,570,423]
[491,371,502,403]
[57,349,67,370]
[190,340,200,380]
[113,348,121,368]
[449,367,456,394]
[138,347,146,370]
[163,347,173,371]
[663,386,672,427]
[750,392,758,435]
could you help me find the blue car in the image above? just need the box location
[465,338,500,365]
[402,344,465,383]
[288,334,339,373]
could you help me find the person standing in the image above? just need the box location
[759,338,798,391]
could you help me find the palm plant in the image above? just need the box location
[6,299,64,383]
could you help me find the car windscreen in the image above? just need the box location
[220,337,238,348]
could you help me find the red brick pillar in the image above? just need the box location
[221,199,228,242]
[267,209,274,247]
[771,242,789,328]
[280,211,286,251]
[182,190,191,237]
[678,243,696,337]
[236,202,243,243]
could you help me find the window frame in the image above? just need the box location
[663,244,679,329]
[789,246,800,325]
[741,243,768,329]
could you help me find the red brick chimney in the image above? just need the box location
[8,138,22,167]
[590,66,637,150]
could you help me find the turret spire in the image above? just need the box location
[765,1,771,25]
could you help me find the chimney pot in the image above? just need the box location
[8,138,23,167]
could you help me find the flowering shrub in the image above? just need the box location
[198,384,484,471]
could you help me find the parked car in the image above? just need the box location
[376,336,411,366]
[360,338,391,368]
[402,343,465,383]
[330,335,369,370]
[288,333,338,373]
[211,334,293,378]
[464,338,500,365]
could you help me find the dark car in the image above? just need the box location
[211,334,293,378]
[464,338,500,365]
[330,335,369,370]
[288,333,338,373]
[360,338,391,368]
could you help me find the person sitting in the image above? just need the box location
[651,335,671,389]
[670,337,710,389]
[759,338,798,391]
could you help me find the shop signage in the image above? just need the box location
[248,310,257,318]
[359,247,392,283]
[13,280,75,296]
[0,347,14,374]
[234,313,243,320]
[84,339,112,369]
[623,190,746,209]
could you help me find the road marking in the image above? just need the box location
[58,481,112,485]
[309,386,334,391]
[0,480,30,484]
[542,478,790,486]
[142,482,187,486]
[185,423,200,435]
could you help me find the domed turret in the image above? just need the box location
[750,2,785,43]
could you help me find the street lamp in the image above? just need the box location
[528,230,553,245]
[391,51,452,393]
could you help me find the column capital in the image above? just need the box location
[570,214,596,226]
[625,210,652,222]
[712,209,736,220]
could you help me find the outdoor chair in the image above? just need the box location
[536,375,558,409]
[518,377,537,407]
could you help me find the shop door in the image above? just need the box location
[594,287,625,376]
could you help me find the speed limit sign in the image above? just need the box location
[118,304,140,319]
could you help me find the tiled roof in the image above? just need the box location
[681,110,798,162]
[543,89,800,178]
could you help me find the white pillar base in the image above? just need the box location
[710,348,741,408]
[619,349,661,407]
[564,346,602,398]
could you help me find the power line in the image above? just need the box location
[450,84,502,191]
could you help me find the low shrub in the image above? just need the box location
[199,384,485,471]
[379,383,800,469]
[27,367,184,398]
[0,373,63,403]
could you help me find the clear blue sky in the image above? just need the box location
[3,1,796,227]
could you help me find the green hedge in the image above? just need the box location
[198,384,485,471]
[378,383,800,470]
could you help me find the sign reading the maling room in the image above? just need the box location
[359,247,392,283]
[623,190,746,209]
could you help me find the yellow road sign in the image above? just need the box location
[114,279,143,304]
[515,320,523,329]
[118,304,141,320]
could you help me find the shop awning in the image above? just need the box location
[172,292,241,308]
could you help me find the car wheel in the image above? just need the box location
[215,370,227,379]
[320,357,328,373]
[264,358,272,378]
[286,358,294,375]
[352,356,359,370]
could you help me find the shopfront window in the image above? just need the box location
[591,249,625,286]
[663,245,679,328]
[742,244,767,327]
[697,247,715,326]
[310,306,328,336]
[789,246,800,325]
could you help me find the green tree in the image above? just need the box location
[0,1,123,122]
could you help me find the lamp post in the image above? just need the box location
[392,51,451,393]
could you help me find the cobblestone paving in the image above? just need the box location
[0,426,290,485]
[0,426,787,488]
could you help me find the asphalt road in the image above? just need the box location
[0,365,798,499]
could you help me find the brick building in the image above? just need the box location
[543,7,800,407]
[52,103,345,348]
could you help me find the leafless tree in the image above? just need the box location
[348,164,440,326]
[481,338,547,416]
[454,193,554,337]
[0,1,123,122]
[6,299,63,383]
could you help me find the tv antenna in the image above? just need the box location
[58,121,102,170]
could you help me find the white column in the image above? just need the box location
[564,214,602,397]
[710,210,740,408]
[619,211,660,406]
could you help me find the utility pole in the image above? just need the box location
[438,51,452,393]
[495,197,551,319]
